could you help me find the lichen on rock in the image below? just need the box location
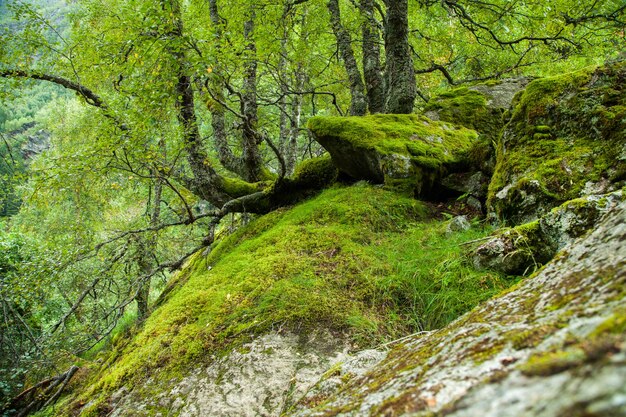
[108,331,351,417]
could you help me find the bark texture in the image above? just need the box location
[327,0,367,116]
[208,0,241,177]
[361,0,385,114]
[383,0,416,114]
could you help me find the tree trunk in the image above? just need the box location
[361,0,385,114]
[135,173,162,322]
[240,10,267,182]
[287,66,305,175]
[327,0,367,116]
[164,0,240,207]
[208,0,242,177]
[383,0,416,114]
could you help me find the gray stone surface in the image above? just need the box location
[446,215,471,235]
[108,331,351,417]
[468,77,532,109]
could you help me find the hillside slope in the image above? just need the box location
[51,184,507,417]
[289,199,626,417]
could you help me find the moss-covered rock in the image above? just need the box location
[472,189,625,275]
[471,219,551,276]
[307,114,479,196]
[488,62,626,225]
[423,78,531,143]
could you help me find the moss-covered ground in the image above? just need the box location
[55,182,511,416]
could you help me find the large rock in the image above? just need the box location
[488,61,626,225]
[472,189,625,275]
[287,201,626,417]
[307,114,479,196]
[107,331,350,417]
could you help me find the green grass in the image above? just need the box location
[367,220,508,331]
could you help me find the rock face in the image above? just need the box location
[287,201,626,417]
[472,189,625,275]
[107,331,350,417]
[307,114,479,195]
[488,62,626,225]
[21,129,50,160]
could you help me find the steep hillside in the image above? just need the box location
[47,184,508,417]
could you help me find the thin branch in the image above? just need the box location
[1,70,127,131]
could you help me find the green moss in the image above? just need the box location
[308,114,478,195]
[510,325,558,350]
[517,310,625,378]
[469,339,507,364]
[221,176,265,197]
[519,348,587,376]
[291,153,338,189]
[589,310,626,338]
[482,219,556,276]
[423,87,503,142]
[488,62,626,224]
[308,114,477,166]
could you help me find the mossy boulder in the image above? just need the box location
[473,189,625,275]
[307,114,479,196]
[423,78,531,142]
[488,62,626,225]
[471,219,551,276]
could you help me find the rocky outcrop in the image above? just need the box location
[287,201,626,417]
[488,62,626,225]
[472,189,625,275]
[106,331,351,417]
[307,114,479,195]
[37,63,626,417]
[21,128,50,160]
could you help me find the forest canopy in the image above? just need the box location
[0,0,624,410]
